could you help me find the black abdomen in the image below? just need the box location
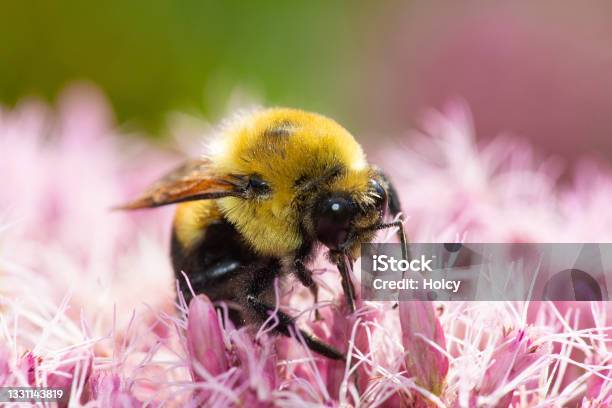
[171,219,260,305]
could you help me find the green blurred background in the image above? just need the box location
[0,1,371,134]
[4,0,612,164]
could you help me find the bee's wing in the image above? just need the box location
[115,158,243,210]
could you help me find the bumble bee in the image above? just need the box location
[118,108,405,360]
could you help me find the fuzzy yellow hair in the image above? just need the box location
[197,108,372,256]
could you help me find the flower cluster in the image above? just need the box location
[0,87,609,406]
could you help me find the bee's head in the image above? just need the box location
[163,107,391,257]
[310,177,387,253]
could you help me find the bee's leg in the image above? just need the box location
[377,170,409,254]
[294,259,322,320]
[368,219,409,261]
[372,170,410,262]
[375,171,409,309]
[245,294,344,360]
[242,262,344,360]
[332,253,357,313]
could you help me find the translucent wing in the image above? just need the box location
[115,158,243,210]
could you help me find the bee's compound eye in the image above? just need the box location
[370,179,388,215]
[315,196,353,249]
[247,176,270,195]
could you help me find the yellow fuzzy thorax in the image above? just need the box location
[209,108,371,256]
[174,200,221,249]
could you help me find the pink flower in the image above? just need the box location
[474,329,548,407]
[2,87,612,406]
[306,298,352,401]
[185,294,279,406]
[582,355,612,407]
[42,352,93,407]
[0,350,38,387]
[88,373,142,407]
[399,301,449,398]
[0,346,9,385]
[186,295,229,380]
[227,329,278,406]
[17,352,38,386]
